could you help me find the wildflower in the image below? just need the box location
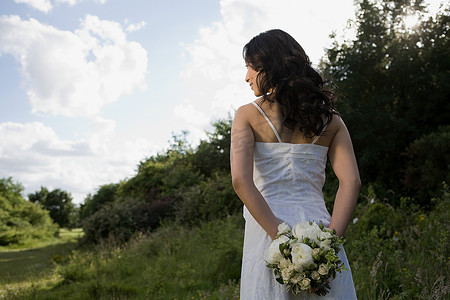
[393,231,399,241]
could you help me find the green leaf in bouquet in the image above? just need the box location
[312,280,331,296]
[325,248,337,262]
[279,241,291,259]
[275,276,284,284]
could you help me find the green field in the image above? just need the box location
[0,229,83,299]
[0,219,243,299]
[0,198,449,300]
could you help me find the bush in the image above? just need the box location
[81,198,173,245]
[80,183,119,220]
[174,172,241,226]
[402,125,450,203]
[0,178,58,246]
[345,183,450,299]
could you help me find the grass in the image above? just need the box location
[0,228,83,299]
[0,217,243,299]
[32,216,244,299]
[0,228,83,252]
[344,187,450,299]
[1,186,448,299]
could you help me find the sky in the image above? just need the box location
[0,0,445,205]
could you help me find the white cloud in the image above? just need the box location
[125,21,147,33]
[54,0,81,5]
[0,14,148,117]
[0,122,92,158]
[14,0,53,13]
[174,100,209,127]
[0,121,154,204]
[14,0,109,12]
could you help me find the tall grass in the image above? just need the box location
[345,185,450,299]
[3,215,243,299]
[1,187,449,299]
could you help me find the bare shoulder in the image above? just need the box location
[235,102,255,114]
[325,113,347,135]
[233,101,260,122]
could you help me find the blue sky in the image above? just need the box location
[0,0,444,204]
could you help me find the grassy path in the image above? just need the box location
[0,229,83,299]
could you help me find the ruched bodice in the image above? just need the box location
[254,142,327,204]
[243,142,332,229]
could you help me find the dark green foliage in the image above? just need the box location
[117,152,203,202]
[322,0,450,201]
[192,117,232,177]
[402,125,450,202]
[80,183,119,220]
[0,178,58,246]
[175,172,241,225]
[28,187,76,228]
[345,183,450,299]
[80,198,173,245]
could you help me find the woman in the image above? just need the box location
[230,29,360,299]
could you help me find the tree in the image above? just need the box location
[192,117,232,177]
[28,187,75,228]
[80,183,119,220]
[0,178,57,245]
[322,0,450,201]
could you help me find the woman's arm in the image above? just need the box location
[327,117,361,237]
[230,105,280,240]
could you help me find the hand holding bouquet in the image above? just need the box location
[266,221,346,296]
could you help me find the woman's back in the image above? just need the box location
[240,100,357,299]
[248,100,332,229]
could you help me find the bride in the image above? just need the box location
[230,29,360,299]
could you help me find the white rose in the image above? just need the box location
[291,272,305,284]
[292,222,321,243]
[299,278,311,290]
[318,263,329,275]
[311,270,320,281]
[281,266,294,282]
[291,242,314,268]
[311,248,320,258]
[277,222,291,235]
[266,235,289,264]
[279,258,290,269]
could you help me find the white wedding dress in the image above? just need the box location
[240,102,357,300]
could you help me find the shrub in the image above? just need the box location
[81,198,173,245]
[345,183,450,299]
[174,172,241,226]
[402,125,450,204]
[0,178,58,246]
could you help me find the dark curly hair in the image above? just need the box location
[243,29,337,138]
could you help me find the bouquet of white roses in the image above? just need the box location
[266,221,346,296]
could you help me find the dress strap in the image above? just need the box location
[311,120,329,144]
[251,101,282,143]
